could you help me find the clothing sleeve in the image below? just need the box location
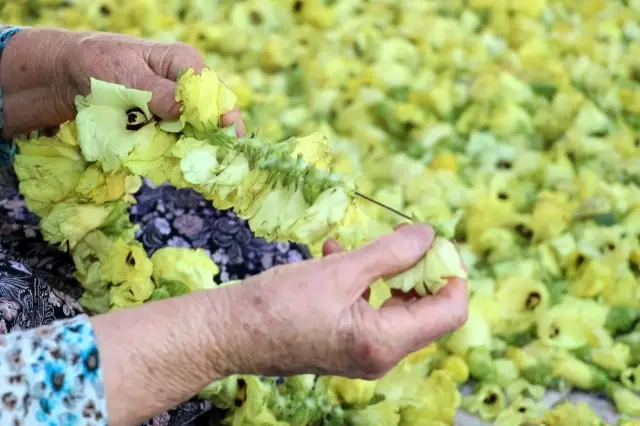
[0,315,108,426]
[0,25,22,141]
[0,25,22,188]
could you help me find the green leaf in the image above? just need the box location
[286,63,306,98]
[618,332,640,365]
[100,202,136,239]
[150,288,171,301]
[545,279,569,305]
[498,327,537,347]
[158,279,191,297]
[466,348,496,382]
[388,87,409,103]
[622,112,640,130]
[79,290,111,314]
[592,213,618,227]
[531,83,557,101]
[522,364,552,386]
[605,307,639,336]
[570,346,593,363]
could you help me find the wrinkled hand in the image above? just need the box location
[1,28,244,136]
[218,223,468,380]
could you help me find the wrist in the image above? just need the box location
[0,27,75,136]
[91,287,238,424]
[205,276,283,378]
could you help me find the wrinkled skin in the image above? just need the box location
[214,224,469,380]
[94,224,468,425]
[0,27,244,136]
[0,27,469,424]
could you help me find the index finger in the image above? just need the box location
[221,106,246,137]
[158,44,246,137]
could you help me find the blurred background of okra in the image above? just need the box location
[3,0,640,425]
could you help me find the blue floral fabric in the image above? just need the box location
[0,177,311,426]
[0,314,106,426]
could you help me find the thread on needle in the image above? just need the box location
[354,191,414,222]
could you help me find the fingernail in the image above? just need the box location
[393,222,411,231]
[328,239,345,253]
[395,224,435,253]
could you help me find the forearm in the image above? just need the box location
[92,286,236,425]
[0,27,73,136]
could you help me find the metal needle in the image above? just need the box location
[354,191,414,222]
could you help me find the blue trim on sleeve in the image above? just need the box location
[0,26,23,166]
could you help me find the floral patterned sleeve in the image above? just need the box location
[0,314,108,426]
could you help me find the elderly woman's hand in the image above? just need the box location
[94,223,467,424]
[0,27,244,136]
[218,223,468,379]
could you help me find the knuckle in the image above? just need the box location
[445,305,468,334]
[348,332,396,378]
[453,306,469,329]
[174,42,203,59]
[357,236,402,280]
[385,240,407,267]
[377,233,405,264]
[362,350,395,378]
[147,78,165,92]
[131,73,162,94]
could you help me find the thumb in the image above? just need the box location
[322,239,345,257]
[377,276,468,353]
[347,224,435,290]
[135,73,181,120]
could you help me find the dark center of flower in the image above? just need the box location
[525,292,541,310]
[99,4,111,16]
[599,242,616,254]
[515,224,533,239]
[498,192,509,200]
[126,107,148,131]
[126,252,136,266]
[293,0,304,13]
[575,254,586,268]
[234,379,247,407]
[404,120,416,133]
[518,406,527,413]
[483,393,498,405]
[496,159,512,169]
[549,325,560,338]
[249,10,263,25]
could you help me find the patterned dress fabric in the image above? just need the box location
[0,179,312,425]
[0,23,312,425]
